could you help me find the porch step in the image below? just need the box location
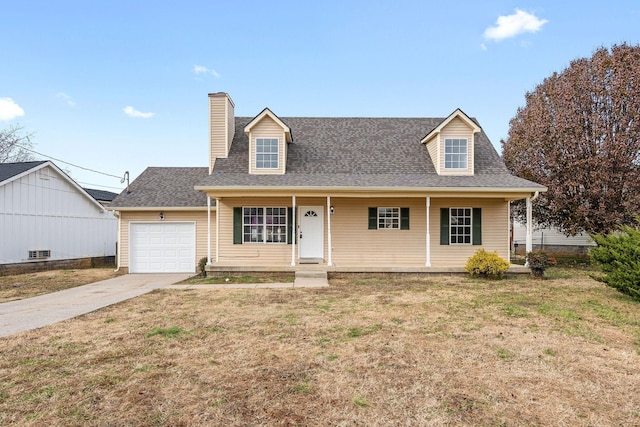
[294,269,329,287]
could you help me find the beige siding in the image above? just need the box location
[426,136,439,170]
[330,198,426,266]
[217,198,295,266]
[248,116,286,175]
[118,211,212,269]
[213,197,510,268]
[430,199,509,266]
[209,93,234,169]
[439,117,475,176]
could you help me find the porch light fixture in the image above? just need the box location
[159,212,164,221]
[330,206,335,215]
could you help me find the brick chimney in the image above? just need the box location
[208,92,235,172]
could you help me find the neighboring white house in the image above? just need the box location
[0,161,117,265]
[512,220,595,257]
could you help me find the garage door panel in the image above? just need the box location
[130,222,195,273]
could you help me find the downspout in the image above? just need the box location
[113,211,122,272]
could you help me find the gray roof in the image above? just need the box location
[0,161,47,184]
[109,167,209,208]
[84,188,119,202]
[199,117,544,190]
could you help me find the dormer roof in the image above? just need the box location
[420,108,481,144]
[244,108,292,143]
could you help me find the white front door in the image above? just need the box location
[298,206,324,260]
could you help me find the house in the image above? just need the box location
[108,92,546,274]
[84,188,119,207]
[512,220,595,258]
[0,160,118,270]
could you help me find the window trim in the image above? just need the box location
[237,206,289,244]
[377,207,400,230]
[368,207,410,230]
[255,137,279,170]
[449,207,472,245]
[440,207,481,245]
[444,138,468,170]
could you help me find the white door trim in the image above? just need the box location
[298,206,324,261]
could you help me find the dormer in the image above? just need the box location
[421,109,480,176]
[244,108,292,175]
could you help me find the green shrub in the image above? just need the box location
[590,226,640,301]
[465,249,510,278]
[198,257,208,276]
[526,250,556,278]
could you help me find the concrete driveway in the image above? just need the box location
[0,273,192,338]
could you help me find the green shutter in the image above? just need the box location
[233,207,242,244]
[400,207,410,230]
[287,207,294,244]
[368,207,377,229]
[440,208,450,245]
[472,208,482,245]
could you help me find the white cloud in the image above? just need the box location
[55,92,76,107]
[0,97,25,121]
[193,64,221,78]
[123,106,155,119]
[483,9,548,41]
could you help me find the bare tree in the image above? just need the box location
[502,43,640,236]
[0,124,35,163]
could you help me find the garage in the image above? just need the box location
[130,222,196,273]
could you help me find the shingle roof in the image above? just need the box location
[199,117,544,190]
[0,161,47,184]
[84,188,119,202]
[109,167,209,208]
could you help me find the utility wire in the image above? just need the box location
[15,144,123,179]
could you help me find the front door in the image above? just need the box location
[298,206,324,261]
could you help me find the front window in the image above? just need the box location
[256,138,279,169]
[377,207,400,229]
[243,207,287,243]
[444,138,467,169]
[450,208,472,244]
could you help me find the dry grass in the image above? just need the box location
[0,268,124,303]
[1,268,639,426]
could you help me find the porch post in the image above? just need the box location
[215,198,220,263]
[426,196,431,267]
[507,201,511,263]
[525,196,532,266]
[207,196,212,265]
[291,195,296,266]
[327,196,332,266]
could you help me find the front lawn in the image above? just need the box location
[1,267,638,426]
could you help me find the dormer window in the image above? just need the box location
[444,138,468,169]
[256,138,279,169]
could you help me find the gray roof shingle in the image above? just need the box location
[198,117,544,190]
[109,167,209,208]
[0,161,47,184]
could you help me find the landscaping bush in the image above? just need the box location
[465,249,510,278]
[590,226,640,301]
[198,257,208,276]
[526,250,556,278]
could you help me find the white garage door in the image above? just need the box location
[130,222,196,273]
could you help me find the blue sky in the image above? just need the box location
[2,1,639,192]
